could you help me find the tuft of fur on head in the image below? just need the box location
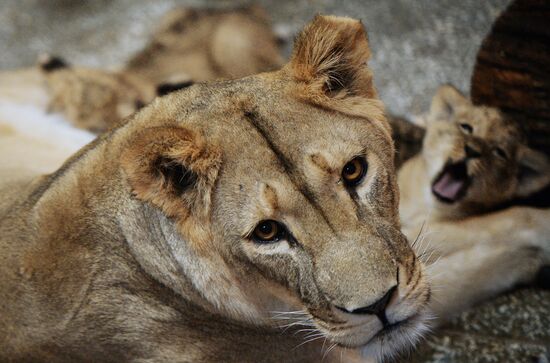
[288,15,388,139]
[290,15,373,98]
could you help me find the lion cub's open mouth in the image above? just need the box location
[431,160,470,203]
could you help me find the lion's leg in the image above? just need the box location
[427,242,543,323]
[416,207,550,258]
[421,207,550,323]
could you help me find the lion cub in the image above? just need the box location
[398,85,550,320]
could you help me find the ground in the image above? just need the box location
[408,289,550,363]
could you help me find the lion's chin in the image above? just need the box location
[321,311,431,362]
[357,312,432,362]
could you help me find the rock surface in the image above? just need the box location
[407,289,550,363]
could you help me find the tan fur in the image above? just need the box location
[125,5,285,85]
[0,62,154,133]
[398,85,550,322]
[0,68,51,107]
[42,64,154,132]
[0,16,430,362]
[0,122,77,185]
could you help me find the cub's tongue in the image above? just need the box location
[431,162,468,203]
[432,172,464,201]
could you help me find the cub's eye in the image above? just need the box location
[342,157,368,187]
[252,220,285,243]
[493,147,508,160]
[459,123,473,134]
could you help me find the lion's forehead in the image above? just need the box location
[455,107,520,140]
[188,87,388,169]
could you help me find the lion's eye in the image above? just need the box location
[493,147,508,160]
[342,157,368,187]
[459,123,473,134]
[252,220,285,243]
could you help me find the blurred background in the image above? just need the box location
[0,0,510,117]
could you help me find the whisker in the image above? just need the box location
[293,333,325,350]
[411,219,427,249]
[322,342,338,361]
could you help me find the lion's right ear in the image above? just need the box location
[121,126,221,221]
[429,85,470,122]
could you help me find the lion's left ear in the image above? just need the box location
[287,15,387,135]
[289,15,376,101]
[516,145,550,198]
[121,126,221,221]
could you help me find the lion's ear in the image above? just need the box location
[429,85,470,122]
[289,15,375,99]
[121,126,221,220]
[516,145,550,198]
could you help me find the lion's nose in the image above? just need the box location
[464,144,482,159]
[336,285,397,326]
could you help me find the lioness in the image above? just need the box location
[0,16,430,362]
[398,85,550,321]
[125,5,285,85]
[0,6,284,134]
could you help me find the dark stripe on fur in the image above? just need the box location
[242,110,337,233]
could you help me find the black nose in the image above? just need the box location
[336,286,397,326]
[464,144,482,159]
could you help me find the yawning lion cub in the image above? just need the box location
[0,16,430,362]
[398,85,550,321]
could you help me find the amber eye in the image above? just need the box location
[342,157,368,187]
[459,123,473,134]
[493,147,508,160]
[252,220,285,243]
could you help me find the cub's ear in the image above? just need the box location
[516,145,550,198]
[289,15,376,101]
[121,126,221,220]
[429,85,470,122]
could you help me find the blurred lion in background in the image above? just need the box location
[0,4,285,134]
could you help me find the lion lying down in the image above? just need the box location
[0,16,431,362]
[398,85,550,322]
[0,5,284,134]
